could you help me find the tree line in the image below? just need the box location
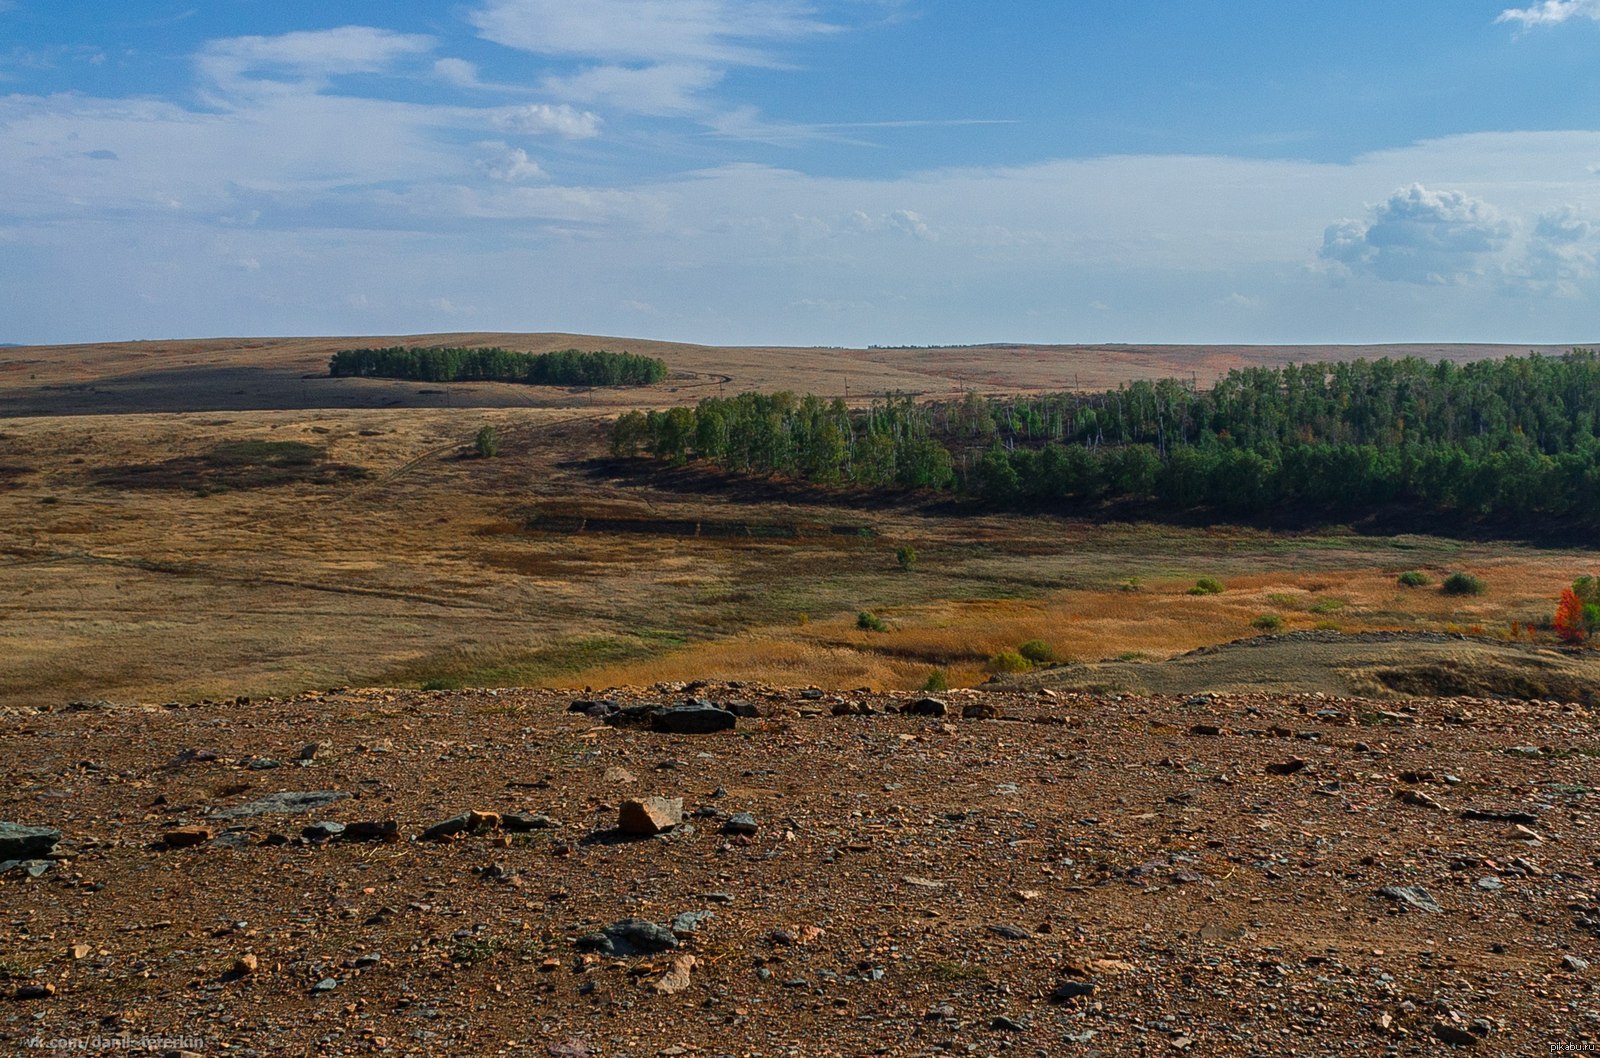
[329,346,667,387]
[614,350,1600,525]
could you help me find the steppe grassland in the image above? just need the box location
[0,401,1586,706]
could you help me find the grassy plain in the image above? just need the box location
[0,334,1594,707]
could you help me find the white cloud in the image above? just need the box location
[477,141,547,182]
[1504,206,1600,295]
[468,0,836,66]
[198,27,435,99]
[1497,0,1600,26]
[433,57,484,88]
[1320,185,1512,284]
[542,63,723,115]
[490,101,603,138]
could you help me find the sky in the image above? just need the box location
[5,1,1600,347]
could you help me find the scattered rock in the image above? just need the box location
[723,812,759,836]
[1562,954,1590,972]
[12,983,55,1000]
[1377,885,1443,914]
[311,978,338,993]
[340,820,400,842]
[987,924,1033,941]
[653,954,697,995]
[210,790,351,820]
[576,919,679,957]
[1265,757,1309,776]
[296,740,331,761]
[671,910,714,936]
[650,706,737,735]
[991,1015,1026,1032]
[963,702,1001,720]
[163,826,213,849]
[618,797,684,836]
[420,813,473,841]
[231,954,258,977]
[503,812,560,832]
[1395,789,1445,810]
[903,697,947,718]
[0,822,60,861]
[1432,1021,1479,1047]
[302,821,345,841]
[1049,980,1096,1004]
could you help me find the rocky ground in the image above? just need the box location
[2,684,1597,1057]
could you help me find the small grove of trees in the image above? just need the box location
[613,351,1600,528]
[329,346,667,387]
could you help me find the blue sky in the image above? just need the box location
[5,1,1600,346]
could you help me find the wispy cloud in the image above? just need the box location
[198,26,435,99]
[469,0,837,66]
[1497,0,1600,27]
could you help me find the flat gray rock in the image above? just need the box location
[210,791,351,819]
[0,823,61,861]
[1377,885,1443,913]
[576,919,680,956]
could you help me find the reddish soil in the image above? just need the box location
[2,685,1595,1056]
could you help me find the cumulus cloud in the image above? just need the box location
[477,141,547,182]
[1504,206,1600,295]
[1320,185,1512,284]
[1497,0,1600,26]
[198,26,435,98]
[490,102,603,138]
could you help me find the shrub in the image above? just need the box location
[896,545,918,572]
[922,669,949,692]
[1397,571,1431,587]
[988,650,1031,673]
[1188,577,1224,596]
[474,425,498,458]
[1442,572,1487,596]
[1309,598,1345,615]
[1251,614,1284,632]
[1313,620,1340,631]
[1017,639,1056,665]
[856,611,888,632]
[1119,576,1142,592]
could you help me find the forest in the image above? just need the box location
[329,346,667,387]
[615,350,1600,524]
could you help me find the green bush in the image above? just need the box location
[1397,571,1431,587]
[474,425,498,458]
[1017,639,1056,665]
[1309,598,1345,615]
[922,669,949,692]
[1251,614,1284,632]
[988,650,1032,673]
[1313,620,1340,631]
[856,611,888,632]
[896,545,917,572]
[1188,577,1224,596]
[1442,572,1487,596]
